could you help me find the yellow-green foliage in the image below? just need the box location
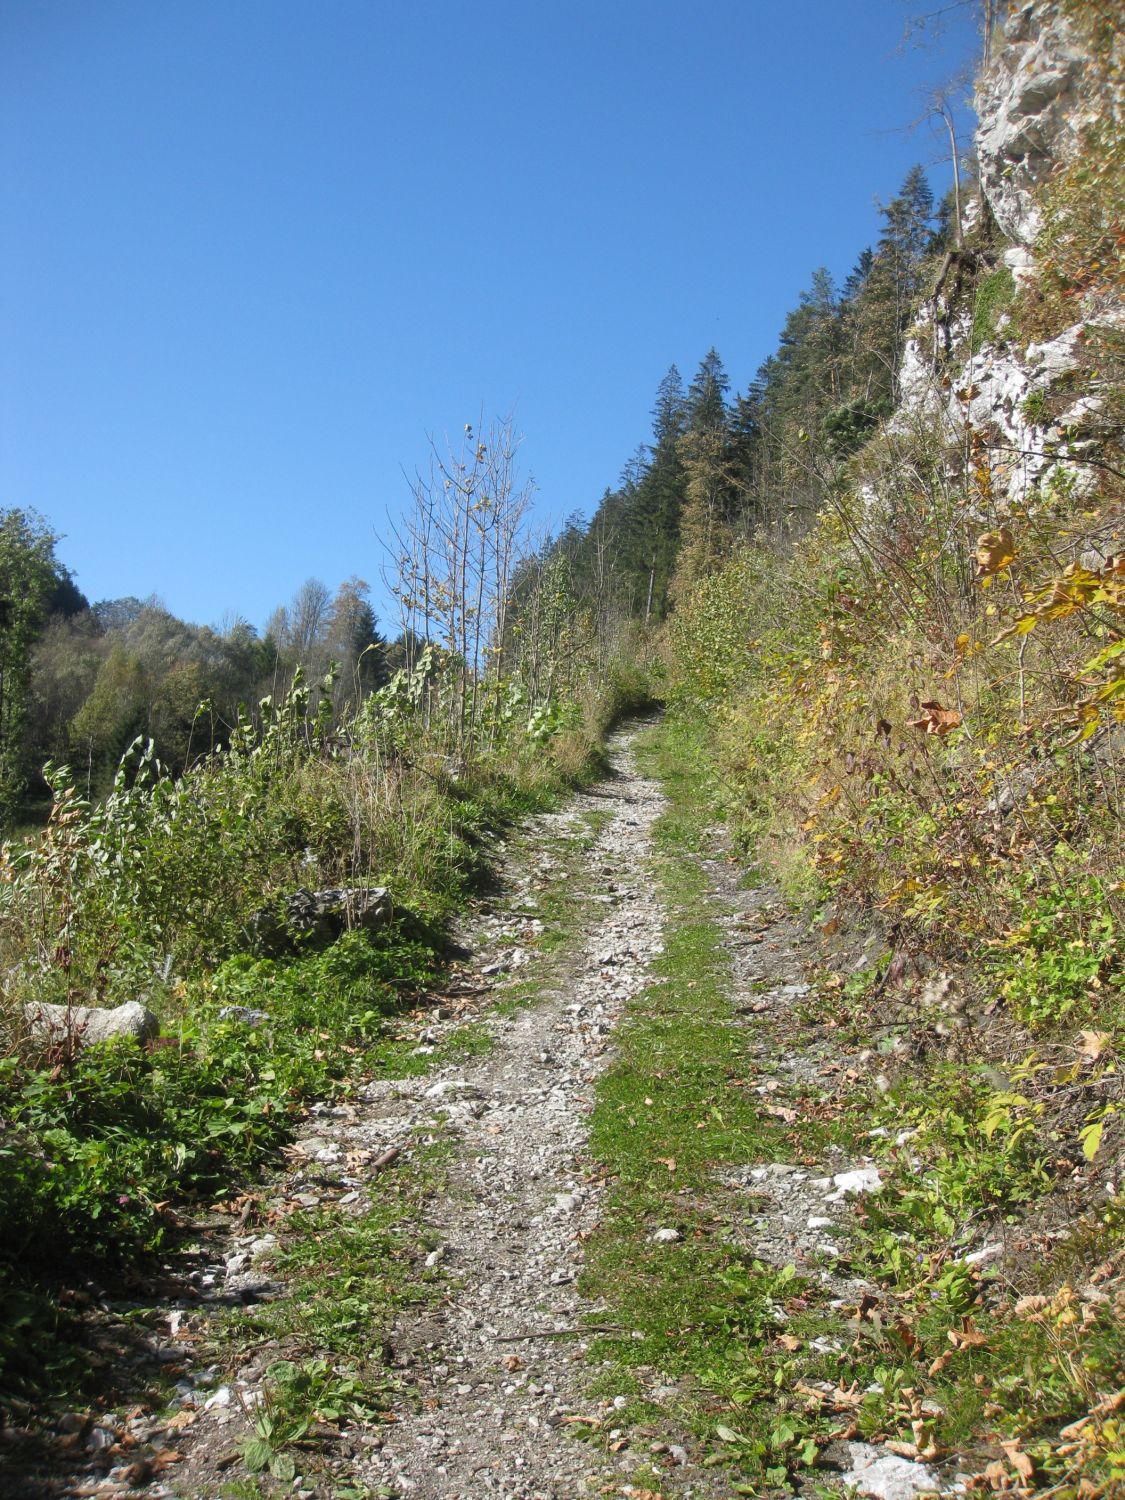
[971,264,1016,351]
[664,456,1124,1024]
[665,544,768,708]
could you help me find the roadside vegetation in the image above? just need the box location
[0,529,655,1413]
[584,718,1125,1495]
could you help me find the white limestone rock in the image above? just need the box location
[826,1167,883,1203]
[844,1442,944,1500]
[976,2,1090,246]
[24,1000,160,1050]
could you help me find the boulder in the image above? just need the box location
[247,886,392,955]
[24,1000,160,1050]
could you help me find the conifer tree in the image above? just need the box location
[684,348,730,433]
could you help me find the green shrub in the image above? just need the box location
[971,265,1015,352]
[994,869,1121,1027]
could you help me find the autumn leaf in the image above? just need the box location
[948,1319,988,1349]
[894,1319,919,1353]
[162,1412,198,1433]
[907,701,963,736]
[1078,1030,1112,1062]
[885,1439,939,1461]
[764,1103,798,1123]
[976,527,1016,577]
[992,611,1042,645]
[1080,1117,1106,1160]
[1000,1441,1035,1484]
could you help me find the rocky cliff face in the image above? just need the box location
[975,2,1092,247]
[891,1,1120,518]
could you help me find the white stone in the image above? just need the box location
[844,1441,944,1500]
[826,1167,883,1202]
[24,999,159,1050]
[424,1079,479,1099]
[975,3,1090,245]
[1002,245,1036,284]
[963,1241,1003,1265]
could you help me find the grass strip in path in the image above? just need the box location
[581,717,817,1492]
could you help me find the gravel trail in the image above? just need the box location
[358,724,669,1498]
[158,723,680,1500]
[3,728,681,1500]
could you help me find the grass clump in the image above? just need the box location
[971,264,1016,352]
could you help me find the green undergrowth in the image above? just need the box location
[583,717,1125,1496]
[0,674,649,1413]
[207,1135,454,1491]
[0,918,448,1409]
[792,1022,1125,1493]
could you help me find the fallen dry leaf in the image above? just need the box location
[908,701,963,737]
[1013,1294,1049,1317]
[764,1103,799,1123]
[162,1411,198,1432]
[1000,1441,1035,1484]
[949,1319,988,1350]
[120,1460,155,1487]
[1078,1029,1112,1062]
[885,1438,940,1461]
[894,1319,919,1354]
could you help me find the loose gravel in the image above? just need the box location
[355,726,670,1499]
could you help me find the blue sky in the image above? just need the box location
[1,0,980,634]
